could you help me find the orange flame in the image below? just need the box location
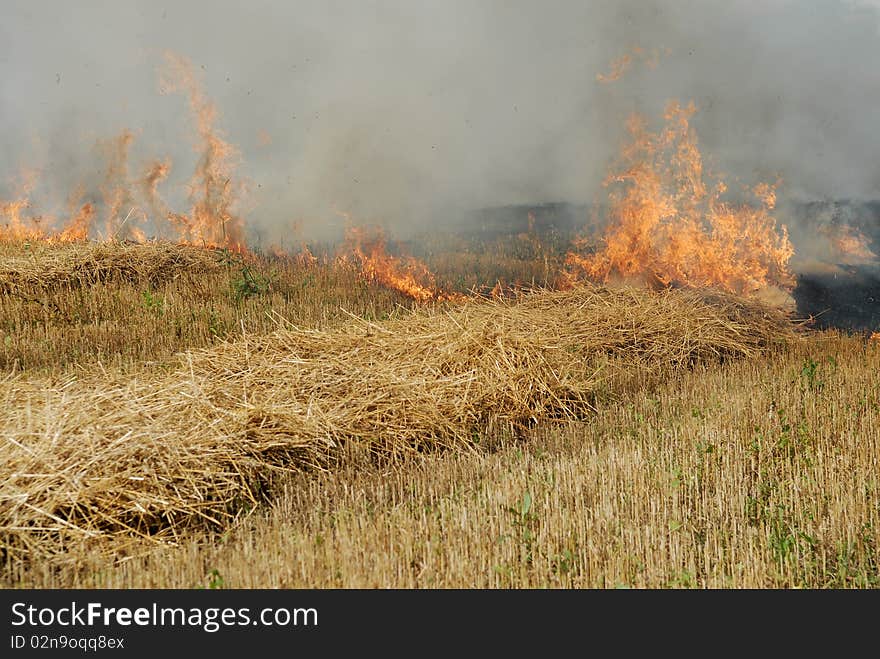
[596,53,634,84]
[0,51,251,253]
[490,280,505,299]
[292,243,318,267]
[98,131,140,240]
[0,198,41,241]
[0,169,44,241]
[340,225,459,302]
[566,101,795,295]
[141,159,171,234]
[159,51,245,251]
[56,203,95,243]
[268,240,318,267]
[823,224,877,265]
[597,46,669,83]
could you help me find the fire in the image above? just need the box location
[596,46,669,83]
[0,50,818,311]
[823,224,877,265]
[291,243,318,267]
[0,169,44,242]
[57,203,95,243]
[99,131,141,240]
[566,101,795,296]
[596,53,634,84]
[340,225,459,303]
[0,198,40,241]
[0,51,248,253]
[871,332,880,342]
[267,227,319,267]
[141,159,171,234]
[159,51,245,251]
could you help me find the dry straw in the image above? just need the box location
[0,241,223,294]
[0,285,794,563]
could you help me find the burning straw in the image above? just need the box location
[0,285,794,562]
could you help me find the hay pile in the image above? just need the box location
[0,241,223,294]
[0,285,794,561]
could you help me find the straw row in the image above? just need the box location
[0,285,794,561]
[0,241,224,294]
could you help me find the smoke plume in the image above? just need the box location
[1,0,879,250]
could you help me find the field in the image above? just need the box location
[1,237,878,589]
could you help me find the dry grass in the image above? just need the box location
[1,238,874,590]
[0,284,793,567]
[6,333,876,588]
[0,240,223,293]
[0,241,407,371]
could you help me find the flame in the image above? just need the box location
[289,243,318,267]
[268,237,318,267]
[56,203,95,242]
[0,198,40,241]
[159,51,245,251]
[597,46,670,83]
[596,53,633,83]
[490,280,505,299]
[98,131,141,240]
[566,101,795,296]
[870,332,880,342]
[266,219,320,266]
[141,159,172,234]
[0,53,239,256]
[0,169,44,241]
[823,224,877,265]
[340,225,459,302]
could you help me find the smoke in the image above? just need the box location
[2,0,880,245]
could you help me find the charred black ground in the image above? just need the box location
[788,200,880,332]
[794,265,880,331]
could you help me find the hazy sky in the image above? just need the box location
[2,0,880,241]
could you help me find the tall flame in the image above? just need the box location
[159,51,245,251]
[0,169,43,241]
[101,130,135,238]
[57,202,95,243]
[141,159,172,234]
[566,101,795,295]
[0,198,38,241]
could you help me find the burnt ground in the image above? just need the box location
[794,265,880,331]
[787,200,880,332]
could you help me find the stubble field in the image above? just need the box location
[1,239,877,588]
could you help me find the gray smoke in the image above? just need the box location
[2,0,880,246]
